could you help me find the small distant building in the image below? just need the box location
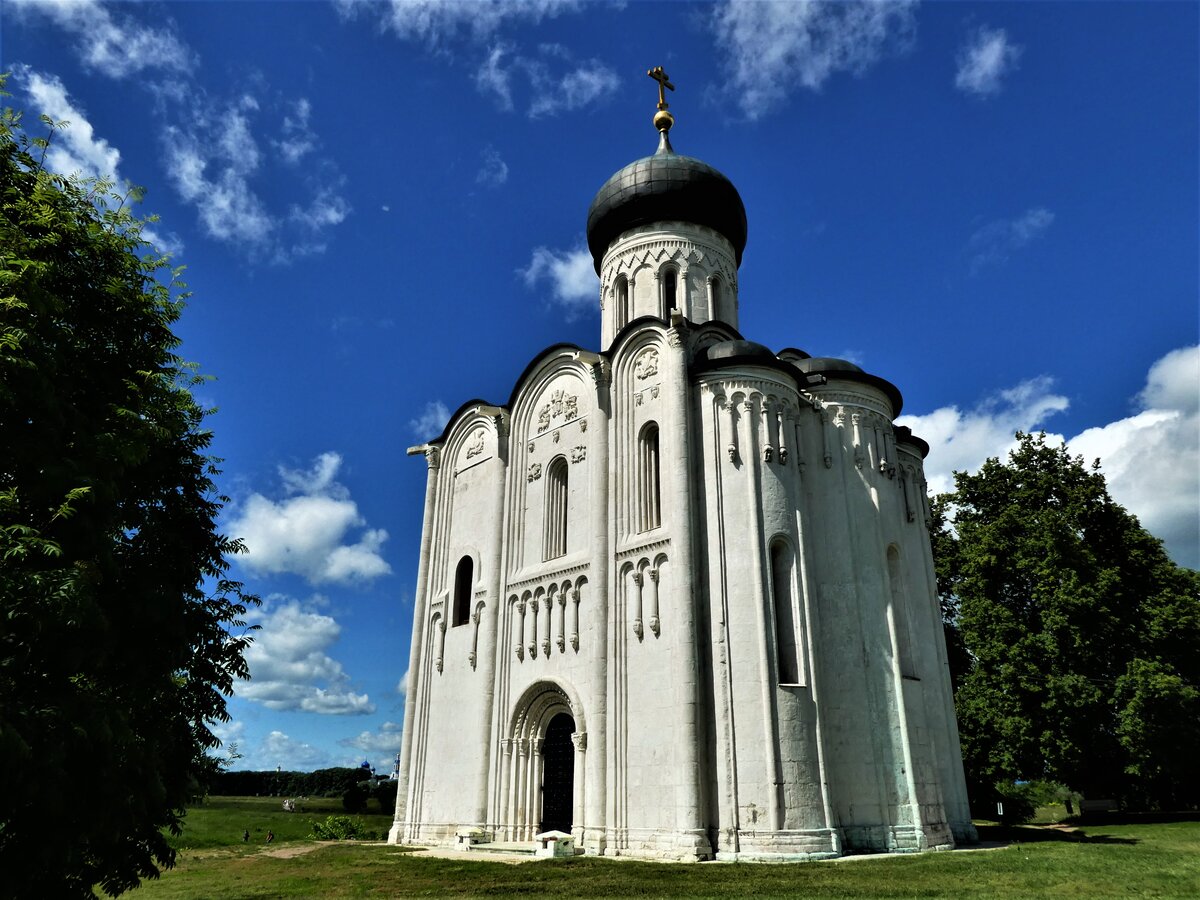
[390,74,976,861]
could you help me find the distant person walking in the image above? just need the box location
[242,829,249,843]
[266,830,274,844]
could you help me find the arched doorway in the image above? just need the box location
[540,713,575,833]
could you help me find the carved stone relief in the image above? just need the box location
[570,446,587,463]
[465,429,485,459]
[527,463,542,482]
[635,349,659,380]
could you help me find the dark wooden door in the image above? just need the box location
[540,714,575,833]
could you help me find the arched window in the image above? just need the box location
[615,275,630,329]
[453,555,473,627]
[544,456,568,560]
[661,267,677,317]
[771,539,801,684]
[709,275,722,320]
[638,423,661,532]
[887,547,917,678]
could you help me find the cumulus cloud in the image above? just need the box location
[19,68,122,184]
[338,0,584,46]
[397,666,410,696]
[476,144,509,186]
[255,730,332,771]
[710,0,918,120]
[956,25,1022,97]
[228,452,391,585]
[968,207,1054,272]
[520,245,598,317]
[238,595,375,715]
[897,376,1070,496]
[409,401,451,440]
[339,721,404,760]
[12,0,193,79]
[898,346,1200,568]
[1067,346,1199,569]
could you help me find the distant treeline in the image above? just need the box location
[210,767,383,798]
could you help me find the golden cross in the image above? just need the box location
[647,66,674,110]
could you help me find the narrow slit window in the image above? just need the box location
[887,547,917,678]
[616,276,630,329]
[639,423,661,532]
[771,540,801,684]
[544,457,568,560]
[662,268,677,317]
[453,555,473,627]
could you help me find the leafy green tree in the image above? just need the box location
[934,432,1200,812]
[0,101,257,894]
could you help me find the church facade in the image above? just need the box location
[389,81,976,861]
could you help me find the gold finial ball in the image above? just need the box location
[654,108,675,133]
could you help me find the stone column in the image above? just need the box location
[391,445,441,844]
[665,317,709,858]
[578,350,610,855]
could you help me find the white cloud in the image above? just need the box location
[956,25,1022,97]
[397,666,410,696]
[1067,346,1199,568]
[162,89,351,263]
[238,596,376,715]
[20,68,122,184]
[527,59,619,117]
[228,453,392,585]
[274,98,316,165]
[897,375,1070,496]
[968,207,1054,272]
[710,0,918,120]
[476,144,509,186]
[255,730,332,771]
[475,44,618,117]
[520,245,597,317]
[476,45,515,110]
[898,346,1200,569]
[13,0,193,79]
[409,401,451,440]
[339,0,583,46]
[339,721,403,757]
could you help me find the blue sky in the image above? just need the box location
[6,0,1197,774]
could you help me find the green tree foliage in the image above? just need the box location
[0,102,257,894]
[934,433,1200,812]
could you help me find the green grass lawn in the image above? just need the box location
[138,799,1200,899]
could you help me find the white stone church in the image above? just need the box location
[389,77,977,861]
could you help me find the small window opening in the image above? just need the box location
[887,547,917,678]
[453,555,473,627]
[616,276,630,329]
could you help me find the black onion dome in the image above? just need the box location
[794,357,904,415]
[586,148,748,273]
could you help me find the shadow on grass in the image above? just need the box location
[974,824,1137,846]
[1069,810,1200,826]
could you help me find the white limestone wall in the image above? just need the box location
[599,223,739,348]
[694,366,838,859]
[397,409,507,843]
